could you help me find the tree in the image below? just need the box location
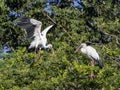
[0,0,120,89]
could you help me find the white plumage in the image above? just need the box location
[17,17,54,53]
[75,43,103,68]
[81,44,100,60]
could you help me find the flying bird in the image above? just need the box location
[75,43,103,78]
[17,17,54,53]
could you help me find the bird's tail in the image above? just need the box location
[96,59,104,69]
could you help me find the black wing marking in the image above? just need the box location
[17,17,37,38]
[91,56,103,69]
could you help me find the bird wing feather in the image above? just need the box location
[86,46,100,60]
[41,25,54,37]
[17,17,42,39]
[87,46,103,68]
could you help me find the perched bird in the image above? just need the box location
[75,43,103,78]
[75,43,103,68]
[17,17,54,53]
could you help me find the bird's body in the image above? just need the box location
[75,43,103,69]
[81,44,103,68]
[75,43,103,79]
[28,35,42,49]
[81,45,100,60]
[17,17,54,53]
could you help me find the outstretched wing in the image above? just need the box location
[41,25,54,37]
[17,17,42,38]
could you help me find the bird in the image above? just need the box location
[74,43,103,78]
[16,17,54,53]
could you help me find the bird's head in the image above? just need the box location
[74,43,87,53]
[47,44,52,49]
[80,43,87,48]
[47,44,54,54]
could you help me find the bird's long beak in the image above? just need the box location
[74,45,81,53]
[51,48,54,54]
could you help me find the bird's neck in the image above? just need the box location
[44,44,51,48]
[45,44,50,48]
[81,47,86,54]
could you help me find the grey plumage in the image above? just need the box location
[17,17,39,38]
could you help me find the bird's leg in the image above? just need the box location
[37,47,41,60]
[39,47,41,53]
[35,43,39,53]
[34,47,41,63]
[90,59,95,79]
[91,59,94,67]
[35,47,37,54]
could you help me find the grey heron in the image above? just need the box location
[17,17,54,53]
[75,43,103,78]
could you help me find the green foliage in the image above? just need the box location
[0,0,120,90]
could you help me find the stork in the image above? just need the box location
[75,43,103,79]
[17,17,54,53]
